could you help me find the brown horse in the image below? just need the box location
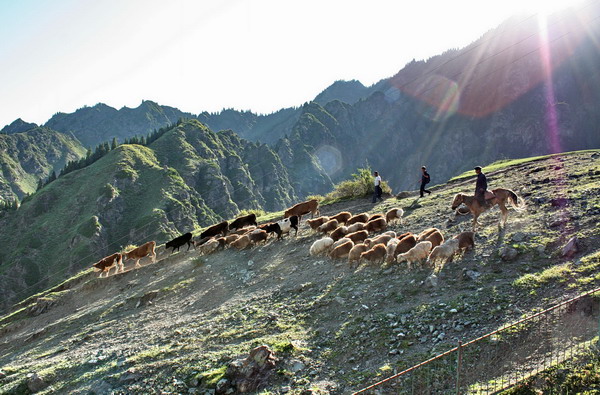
[451,188,524,230]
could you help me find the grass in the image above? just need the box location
[450,149,600,181]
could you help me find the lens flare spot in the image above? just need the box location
[315,145,343,176]
[413,75,461,122]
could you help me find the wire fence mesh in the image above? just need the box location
[353,288,600,394]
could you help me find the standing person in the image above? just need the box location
[419,166,431,197]
[372,171,383,203]
[474,166,488,206]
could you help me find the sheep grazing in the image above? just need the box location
[385,208,404,224]
[198,238,220,255]
[427,239,460,270]
[365,234,393,248]
[346,222,366,234]
[395,233,417,254]
[330,226,348,241]
[224,234,240,245]
[231,235,251,250]
[368,213,384,222]
[330,211,352,225]
[332,237,352,249]
[397,241,432,268]
[365,217,387,233]
[385,238,400,263]
[229,213,258,231]
[346,230,369,244]
[416,228,444,249]
[248,229,269,244]
[348,243,369,263]
[347,213,369,225]
[360,243,387,264]
[310,237,334,256]
[306,216,330,231]
[318,219,339,234]
[453,231,475,251]
[277,215,299,238]
[230,227,255,236]
[329,240,354,259]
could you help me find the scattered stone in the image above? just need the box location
[389,349,398,355]
[562,237,578,258]
[247,260,254,267]
[500,247,519,261]
[225,345,278,393]
[27,373,48,393]
[290,360,305,373]
[511,232,527,242]
[216,378,228,393]
[396,191,412,198]
[138,290,159,307]
[425,274,438,288]
[0,370,5,379]
[462,269,481,281]
[550,197,569,207]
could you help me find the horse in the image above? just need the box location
[451,188,524,230]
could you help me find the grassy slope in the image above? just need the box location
[0,149,599,394]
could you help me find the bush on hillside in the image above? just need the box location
[323,167,392,203]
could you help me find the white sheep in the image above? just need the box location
[310,237,334,256]
[199,238,220,255]
[397,241,432,268]
[346,222,365,234]
[382,230,397,238]
[427,239,460,271]
[385,238,400,263]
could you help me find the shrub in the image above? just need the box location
[323,167,392,203]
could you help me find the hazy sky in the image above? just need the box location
[0,0,578,127]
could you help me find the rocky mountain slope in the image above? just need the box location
[0,128,86,203]
[1,149,598,394]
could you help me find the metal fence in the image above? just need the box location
[353,288,600,394]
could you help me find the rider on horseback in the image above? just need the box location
[474,166,489,207]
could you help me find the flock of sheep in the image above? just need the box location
[93,198,475,277]
[306,208,475,272]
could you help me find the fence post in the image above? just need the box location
[456,340,463,395]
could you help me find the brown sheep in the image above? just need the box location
[368,213,384,222]
[248,229,269,244]
[329,240,354,259]
[231,235,251,249]
[224,234,240,245]
[397,241,432,268]
[385,208,404,224]
[347,213,369,225]
[364,234,393,248]
[348,243,369,263]
[416,228,444,249]
[346,230,369,244]
[360,243,387,264]
[395,233,417,254]
[330,211,352,224]
[453,231,475,251]
[306,216,330,231]
[365,217,387,233]
[318,219,339,234]
[330,226,348,241]
[346,222,366,233]
[284,199,320,221]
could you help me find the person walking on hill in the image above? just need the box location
[419,166,431,197]
[474,166,488,207]
[372,171,383,203]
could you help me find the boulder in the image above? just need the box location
[562,237,578,258]
[27,373,48,393]
[500,247,519,261]
[226,345,278,393]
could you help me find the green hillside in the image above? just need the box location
[0,128,86,203]
[0,149,598,394]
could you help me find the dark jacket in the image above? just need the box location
[475,173,487,193]
[421,171,430,185]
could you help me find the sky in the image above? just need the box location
[0,0,580,128]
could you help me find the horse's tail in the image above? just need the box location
[507,189,525,210]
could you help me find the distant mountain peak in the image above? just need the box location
[0,118,39,134]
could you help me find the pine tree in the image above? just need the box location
[111,137,118,150]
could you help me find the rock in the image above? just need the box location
[226,345,278,393]
[500,247,519,261]
[138,290,159,307]
[396,191,412,198]
[550,197,569,207]
[247,260,254,267]
[290,360,305,372]
[27,373,48,393]
[562,237,578,258]
[425,274,438,288]
[0,370,5,379]
[216,378,228,393]
[462,269,481,281]
[511,232,527,242]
